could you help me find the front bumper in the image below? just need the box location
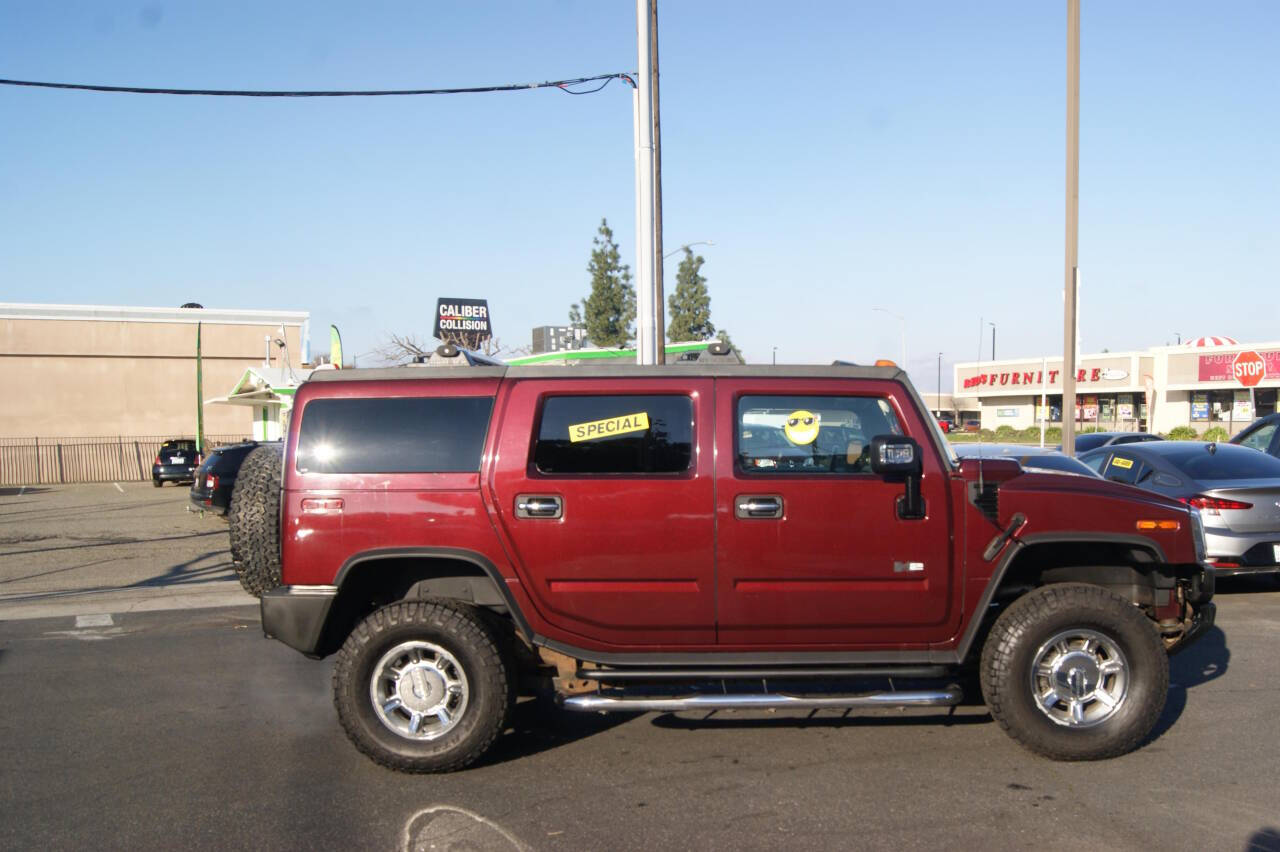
[1168,601,1216,655]
[260,585,337,656]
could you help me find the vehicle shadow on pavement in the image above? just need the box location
[0,487,51,497]
[475,698,638,768]
[0,550,236,603]
[1215,575,1280,595]
[130,549,235,588]
[1246,827,1280,852]
[1145,624,1229,746]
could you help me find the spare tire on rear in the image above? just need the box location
[227,443,284,598]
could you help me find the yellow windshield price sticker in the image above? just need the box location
[569,412,650,443]
[1111,457,1133,469]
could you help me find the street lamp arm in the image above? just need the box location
[664,240,714,259]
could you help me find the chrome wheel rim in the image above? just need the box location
[1029,629,1128,728]
[370,641,469,741]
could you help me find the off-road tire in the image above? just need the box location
[333,600,515,773]
[226,444,283,597]
[980,583,1168,761]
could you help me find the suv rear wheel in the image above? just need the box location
[332,600,514,773]
[980,583,1168,761]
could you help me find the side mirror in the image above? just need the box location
[870,435,922,477]
[870,435,925,520]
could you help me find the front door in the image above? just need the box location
[491,378,716,647]
[714,378,956,647]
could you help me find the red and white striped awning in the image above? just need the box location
[1185,335,1238,347]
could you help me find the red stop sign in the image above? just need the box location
[1233,350,1266,387]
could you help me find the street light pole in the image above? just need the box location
[937,352,943,416]
[634,0,657,365]
[988,321,996,361]
[772,346,778,365]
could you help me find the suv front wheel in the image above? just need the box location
[980,583,1168,761]
[333,600,514,773]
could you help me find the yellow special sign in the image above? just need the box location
[1111,457,1134,469]
[569,412,651,443]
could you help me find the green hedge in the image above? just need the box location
[1201,426,1230,443]
[1165,426,1198,441]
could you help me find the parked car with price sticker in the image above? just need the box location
[229,348,1214,773]
[1080,440,1280,579]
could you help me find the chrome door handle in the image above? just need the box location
[515,494,563,519]
[735,495,783,519]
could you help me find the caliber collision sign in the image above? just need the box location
[433,298,492,347]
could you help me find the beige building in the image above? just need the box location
[951,337,1280,436]
[0,303,309,440]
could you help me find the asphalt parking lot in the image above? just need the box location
[0,482,251,619]
[1,484,1279,850]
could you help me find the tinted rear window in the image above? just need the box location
[296,397,493,474]
[1163,446,1280,480]
[534,395,693,474]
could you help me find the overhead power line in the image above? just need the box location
[0,73,635,98]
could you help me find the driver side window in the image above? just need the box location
[737,394,901,474]
[1240,423,1277,453]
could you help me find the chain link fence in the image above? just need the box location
[0,435,249,486]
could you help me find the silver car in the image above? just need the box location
[1080,441,1280,578]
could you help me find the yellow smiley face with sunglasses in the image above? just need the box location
[783,410,820,445]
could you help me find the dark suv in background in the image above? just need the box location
[152,439,200,487]
[189,441,273,514]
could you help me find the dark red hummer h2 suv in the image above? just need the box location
[242,358,1214,772]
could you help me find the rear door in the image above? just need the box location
[490,377,716,647]
[714,378,956,647]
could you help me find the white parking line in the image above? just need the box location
[76,613,115,628]
[113,482,124,493]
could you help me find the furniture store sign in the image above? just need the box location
[961,366,1128,391]
[1197,351,1280,383]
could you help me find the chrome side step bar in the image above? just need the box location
[562,686,962,713]
[576,665,949,682]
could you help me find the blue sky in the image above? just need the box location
[2,1,1276,387]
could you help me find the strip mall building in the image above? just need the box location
[950,337,1280,436]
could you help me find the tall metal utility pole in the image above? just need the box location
[634,0,659,365]
[1062,0,1081,455]
[195,321,205,454]
[633,80,649,362]
[649,0,666,363]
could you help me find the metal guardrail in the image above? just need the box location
[0,435,248,486]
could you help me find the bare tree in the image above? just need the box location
[373,333,530,365]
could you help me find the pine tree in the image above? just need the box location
[716,329,745,363]
[666,248,716,342]
[580,219,636,347]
